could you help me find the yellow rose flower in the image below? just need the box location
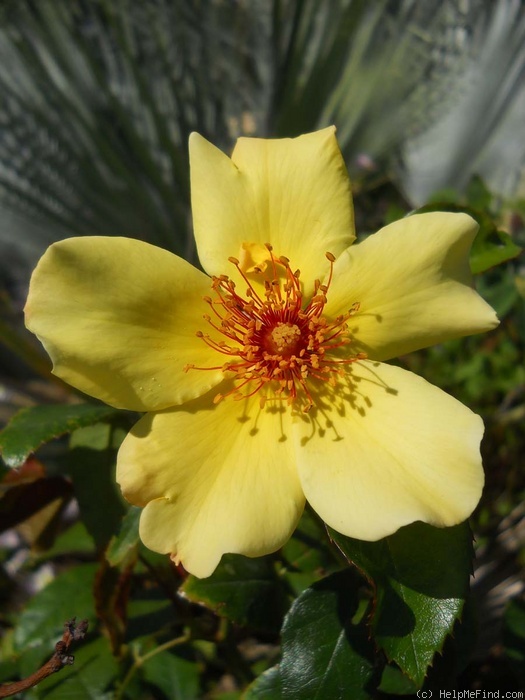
[24,127,498,578]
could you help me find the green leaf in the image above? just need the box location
[503,598,525,686]
[36,521,94,560]
[141,650,201,700]
[0,403,120,468]
[244,665,283,699]
[278,570,379,700]
[329,521,473,686]
[414,203,522,274]
[35,637,118,699]
[106,506,141,566]
[0,476,72,534]
[67,424,127,549]
[127,597,176,642]
[14,563,98,676]
[470,226,522,274]
[182,554,289,634]
[378,664,418,695]
[281,509,339,594]
[465,175,492,211]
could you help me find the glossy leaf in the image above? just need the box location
[182,554,289,634]
[0,403,119,468]
[278,569,379,700]
[244,665,283,699]
[329,522,473,686]
[378,664,418,695]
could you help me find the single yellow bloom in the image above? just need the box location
[25,127,499,578]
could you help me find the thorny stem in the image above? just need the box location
[0,618,89,698]
[115,632,191,700]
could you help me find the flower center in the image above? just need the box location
[185,244,365,412]
[266,323,301,356]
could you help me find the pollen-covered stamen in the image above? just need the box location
[186,249,365,411]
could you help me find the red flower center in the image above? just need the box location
[185,245,364,411]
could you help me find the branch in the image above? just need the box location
[0,618,89,698]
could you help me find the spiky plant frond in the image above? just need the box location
[398,0,525,203]
[1,0,524,265]
[269,0,487,172]
[0,0,267,258]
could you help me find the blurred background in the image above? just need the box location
[0,0,524,696]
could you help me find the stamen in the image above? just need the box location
[189,248,365,410]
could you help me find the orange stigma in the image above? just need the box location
[185,245,365,411]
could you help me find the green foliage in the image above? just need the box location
[182,554,289,635]
[248,570,379,699]
[31,637,119,700]
[330,522,472,685]
[417,176,523,274]
[139,649,201,700]
[0,403,120,468]
[13,564,99,676]
[503,598,525,687]
[106,506,141,566]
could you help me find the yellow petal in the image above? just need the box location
[293,360,484,540]
[117,392,304,578]
[325,212,499,361]
[25,237,223,411]
[190,127,355,291]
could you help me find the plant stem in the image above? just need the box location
[115,632,191,700]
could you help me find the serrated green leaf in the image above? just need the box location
[329,521,472,686]
[141,650,201,700]
[278,570,379,700]
[106,506,141,566]
[182,554,289,634]
[0,404,120,468]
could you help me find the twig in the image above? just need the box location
[0,618,89,698]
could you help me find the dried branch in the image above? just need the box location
[0,617,89,698]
